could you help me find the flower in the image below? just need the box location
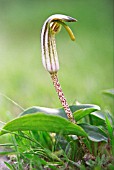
[41,14,77,74]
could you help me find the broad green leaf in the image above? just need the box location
[20,106,67,118]
[79,123,108,142]
[91,111,112,126]
[0,113,87,137]
[91,111,106,121]
[20,104,100,122]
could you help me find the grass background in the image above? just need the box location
[0,0,113,122]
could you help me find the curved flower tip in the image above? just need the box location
[41,14,77,74]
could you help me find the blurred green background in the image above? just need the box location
[0,0,113,122]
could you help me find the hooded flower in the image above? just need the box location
[41,14,77,73]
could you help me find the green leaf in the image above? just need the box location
[4,162,15,170]
[20,104,100,122]
[102,89,114,98]
[79,123,108,142]
[105,115,113,140]
[0,150,15,155]
[91,111,106,121]
[0,143,14,147]
[31,131,52,149]
[90,111,112,126]
[73,108,98,121]
[70,104,100,113]
[0,113,87,137]
[20,106,67,118]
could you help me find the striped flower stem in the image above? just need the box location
[41,14,77,123]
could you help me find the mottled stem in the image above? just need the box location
[51,73,75,123]
[51,72,95,159]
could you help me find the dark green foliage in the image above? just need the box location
[0,96,113,169]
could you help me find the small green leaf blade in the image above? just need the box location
[0,113,87,137]
[4,162,14,170]
[105,115,113,140]
[73,108,99,122]
[70,104,100,113]
[79,123,108,142]
[102,89,114,98]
